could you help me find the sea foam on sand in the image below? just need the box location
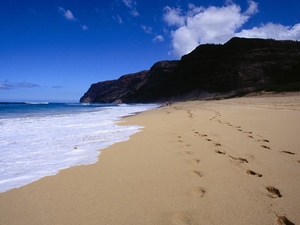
[0,103,158,192]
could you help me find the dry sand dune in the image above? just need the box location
[0,93,299,225]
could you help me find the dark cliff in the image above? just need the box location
[80,38,300,103]
[80,70,149,103]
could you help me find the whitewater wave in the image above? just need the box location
[25,102,49,105]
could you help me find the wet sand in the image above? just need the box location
[0,93,299,225]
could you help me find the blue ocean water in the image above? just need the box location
[0,102,158,193]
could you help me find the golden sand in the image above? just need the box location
[0,93,299,225]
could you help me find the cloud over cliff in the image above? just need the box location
[163,1,300,56]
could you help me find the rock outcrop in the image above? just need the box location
[80,37,300,103]
[80,70,149,103]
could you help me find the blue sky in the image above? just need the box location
[1,0,300,102]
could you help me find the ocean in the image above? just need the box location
[0,102,158,193]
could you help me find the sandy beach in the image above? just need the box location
[0,93,300,225]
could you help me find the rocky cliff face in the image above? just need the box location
[80,38,300,103]
[80,70,149,103]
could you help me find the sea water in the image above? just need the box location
[0,102,158,193]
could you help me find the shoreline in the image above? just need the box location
[0,103,158,193]
[0,94,299,225]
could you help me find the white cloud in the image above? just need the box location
[237,23,300,40]
[0,80,40,90]
[244,0,259,16]
[186,4,249,42]
[153,35,164,42]
[163,6,185,27]
[163,1,257,56]
[141,25,152,34]
[171,27,199,56]
[130,9,139,17]
[52,85,65,89]
[81,24,88,31]
[122,0,132,8]
[58,7,77,21]
[163,1,299,57]
[58,7,89,31]
[65,10,76,21]
[122,0,139,17]
[113,15,123,24]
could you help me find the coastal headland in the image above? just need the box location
[80,38,300,104]
[0,93,299,225]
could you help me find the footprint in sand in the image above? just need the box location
[183,150,193,155]
[187,110,193,118]
[261,145,271,150]
[194,132,207,137]
[258,139,271,149]
[215,150,226,155]
[177,136,184,143]
[190,170,203,178]
[170,212,193,225]
[188,159,200,164]
[281,151,296,155]
[174,106,182,110]
[229,156,248,163]
[266,186,282,198]
[190,187,206,197]
[214,142,222,147]
[246,169,262,177]
[277,216,295,225]
[206,138,212,142]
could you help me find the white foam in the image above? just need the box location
[0,104,157,192]
[25,102,49,105]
